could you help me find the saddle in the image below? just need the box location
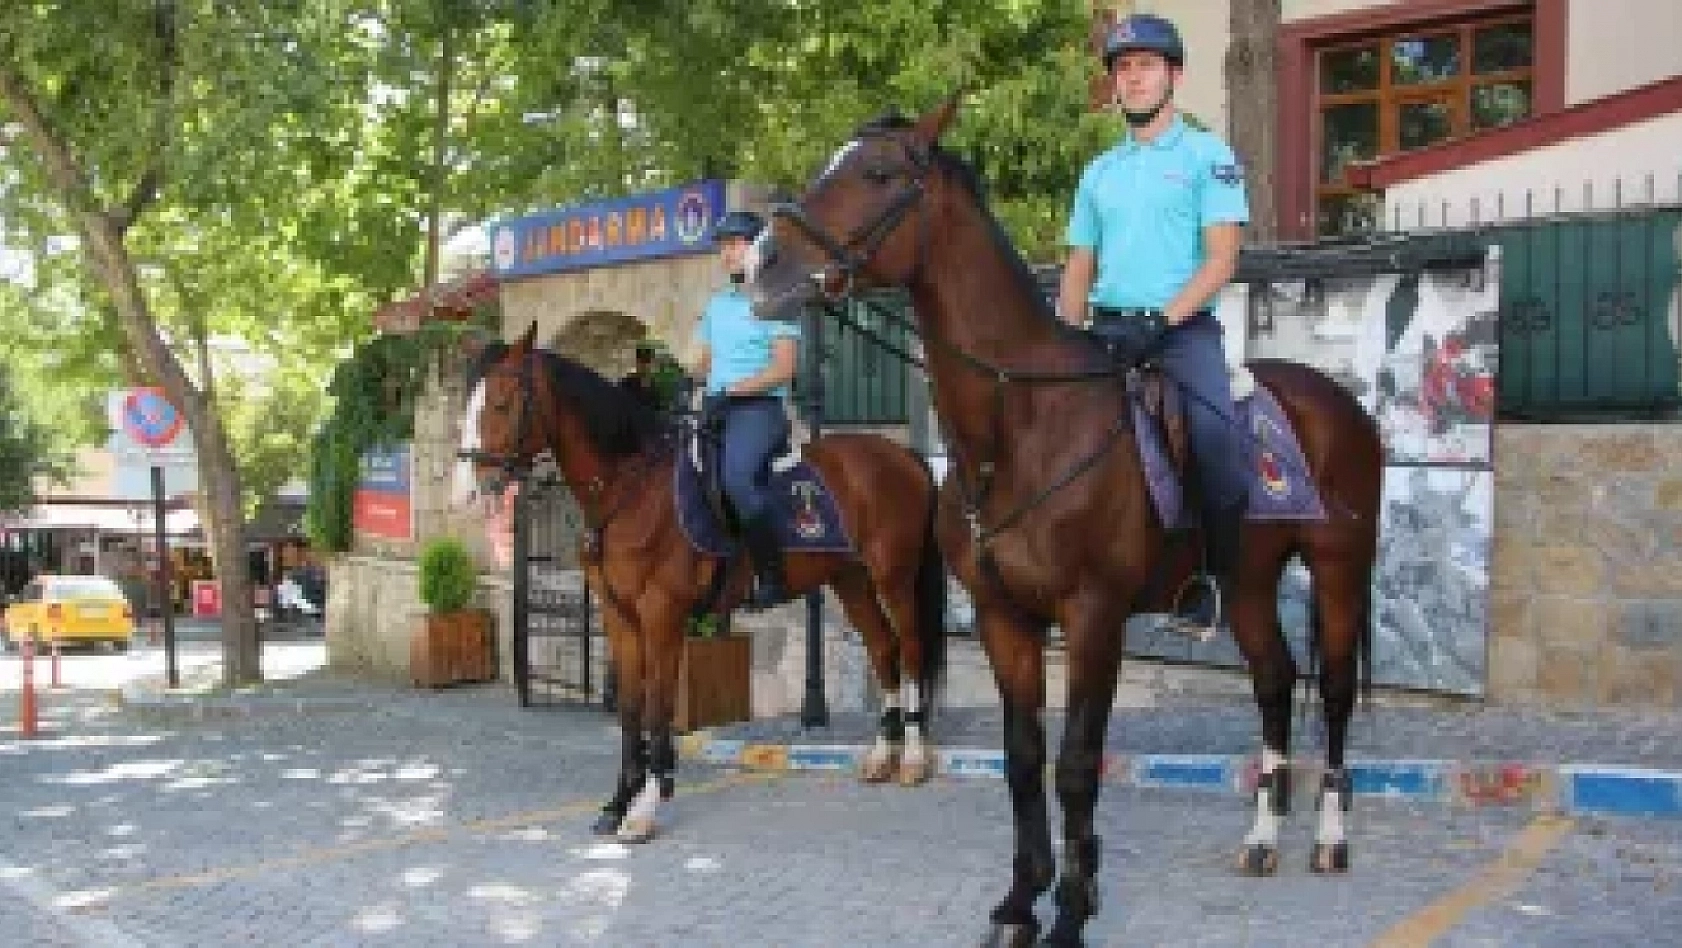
[1088,339,1325,527]
[674,413,854,558]
[688,411,800,533]
[1092,324,1258,501]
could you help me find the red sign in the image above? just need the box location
[191,580,221,618]
[353,490,413,540]
[353,444,413,540]
[122,388,186,448]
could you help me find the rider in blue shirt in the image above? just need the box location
[692,210,801,610]
[1056,13,1251,635]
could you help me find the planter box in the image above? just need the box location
[411,608,495,688]
[674,634,752,733]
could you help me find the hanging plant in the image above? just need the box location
[304,319,483,553]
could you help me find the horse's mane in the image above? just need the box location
[470,340,668,460]
[856,110,1092,344]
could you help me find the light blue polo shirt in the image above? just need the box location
[1066,114,1250,310]
[694,285,801,397]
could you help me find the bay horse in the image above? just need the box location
[748,97,1383,946]
[455,324,949,842]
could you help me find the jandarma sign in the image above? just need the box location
[489,179,728,278]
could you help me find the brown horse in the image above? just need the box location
[748,98,1383,946]
[456,325,949,842]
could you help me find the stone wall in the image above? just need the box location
[325,554,515,685]
[1490,424,1682,708]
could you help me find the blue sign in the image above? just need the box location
[358,444,411,494]
[489,179,729,279]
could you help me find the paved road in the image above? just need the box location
[1,665,1678,946]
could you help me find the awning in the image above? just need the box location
[373,270,499,333]
[1,503,200,536]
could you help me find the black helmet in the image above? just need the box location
[1103,14,1185,72]
[714,210,764,241]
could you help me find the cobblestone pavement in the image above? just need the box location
[2,672,1680,946]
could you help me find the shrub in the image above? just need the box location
[418,537,477,614]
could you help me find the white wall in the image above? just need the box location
[1384,111,1682,228]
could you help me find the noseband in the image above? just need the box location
[457,350,546,485]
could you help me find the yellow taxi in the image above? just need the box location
[4,574,137,652]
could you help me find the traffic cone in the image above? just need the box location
[19,636,38,738]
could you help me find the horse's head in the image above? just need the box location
[454,321,544,507]
[747,93,964,321]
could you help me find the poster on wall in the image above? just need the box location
[352,444,413,541]
[1123,249,1499,696]
[1369,465,1492,693]
[1353,269,1500,465]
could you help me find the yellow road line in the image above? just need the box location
[1370,813,1575,948]
[64,771,777,909]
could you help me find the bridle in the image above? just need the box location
[766,130,1124,556]
[457,349,667,548]
[769,129,938,301]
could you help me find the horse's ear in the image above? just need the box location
[514,320,538,353]
[912,89,965,147]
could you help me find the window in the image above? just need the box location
[1315,12,1535,235]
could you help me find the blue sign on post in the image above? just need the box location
[488,179,729,279]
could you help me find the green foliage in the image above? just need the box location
[417,535,477,614]
[686,612,726,640]
[0,363,69,514]
[304,320,478,552]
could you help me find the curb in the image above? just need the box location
[676,733,1682,820]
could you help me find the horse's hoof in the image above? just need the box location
[1310,841,1349,874]
[616,817,657,844]
[859,751,899,783]
[980,922,1039,948]
[590,810,622,836]
[897,754,934,786]
[1237,843,1280,876]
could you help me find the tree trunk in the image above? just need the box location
[0,59,263,685]
[423,20,453,291]
[81,223,262,685]
[1225,0,1282,242]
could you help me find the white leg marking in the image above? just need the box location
[902,680,927,767]
[1317,778,1347,845]
[1244,747,1288,847]
[864,690,902,772]
[617,774,662,839]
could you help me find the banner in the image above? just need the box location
[353,444,413,541]
[489,179,728,279]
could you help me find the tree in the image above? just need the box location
[0,1,380,684]
[1226,0,1282,241]
[0,361,66,514]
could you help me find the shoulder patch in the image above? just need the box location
[1211,162,1244,186]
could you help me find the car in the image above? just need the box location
[4,574,137,652]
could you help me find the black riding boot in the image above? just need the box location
[739,515,790,611]
[1172,497,1246,639]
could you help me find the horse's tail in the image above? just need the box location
[911,454,949,707]
[1300,574,1376,727]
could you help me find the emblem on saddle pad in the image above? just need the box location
[790,480,826,539]
[1254,413,1290,500]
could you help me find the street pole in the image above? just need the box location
[799,302,828,729]
[152,465,178,689]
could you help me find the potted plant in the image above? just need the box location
[674,610,753,733]
[411,536,494,687]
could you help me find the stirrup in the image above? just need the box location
[1164,573,1223,642]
